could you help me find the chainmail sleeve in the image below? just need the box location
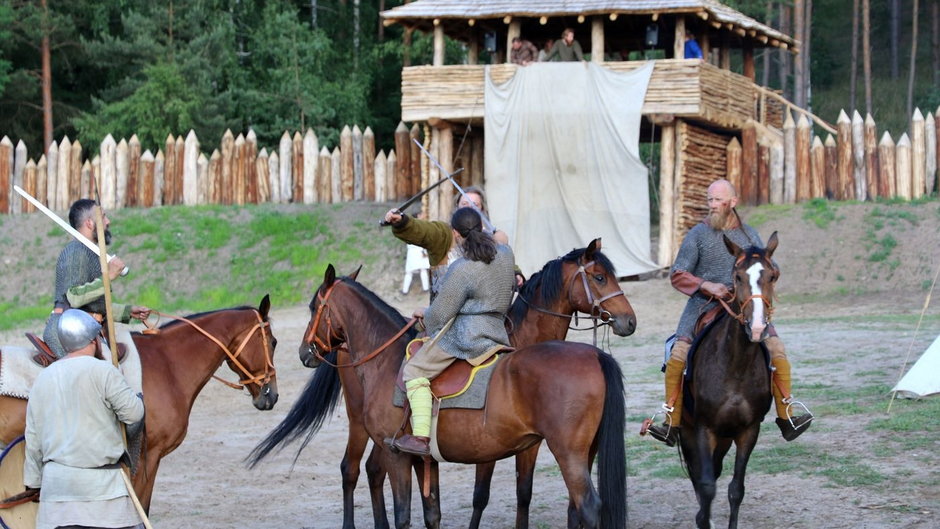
[43,241,105,357]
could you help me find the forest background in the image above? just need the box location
[0,0,938,158]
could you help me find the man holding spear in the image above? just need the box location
[41,199,150,358]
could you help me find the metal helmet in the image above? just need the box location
[57,309,101,354]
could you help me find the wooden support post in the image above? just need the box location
[720,35,730,69]
[824,134,838,200]
[701,32,710,59]
[506,20,520,63]
[223,130,237,204]
[292,131,304,203]
[468,32,479,65]
[255,148,269,204]
[878,132,896,198]
[471,135,484,188]
[658,122,676,268]
[183,131,199,206]
[592,16,605,62]
[674,16,686,59]
[352,125,364,200]
[851,111,867,200]
[896,133,912,199]
[796,115,811,202]
[208,149,222,204]
[364,127,376,202]
[331,147,342,204]
[277,131,291,204]
[138,151,154,208]
[0,137,11,214]
[59,137,73,210]
[926,109,936,195]
[433,23,445,66]
[726,137,742,194]
[152,150,163,207]
[386,150,397,206]
[70,139,83,207]
[782,111,796,203]
[174,136,184,205]
[24,159,37,213]
[340,125,354,201]
[743,43,755,80]
[438,124,454,221]
[911,108,926,199]
[311,146,327,204]
[101,135,117,209]
[428,127,441,220]
[303,129,318,204]
[757,144,770,205]
[864,114,879,200]
[836,110,853,200]
[235,133,248,205]
[197,153,208,205]
[394,122,411,201]
[810,137,825,199]
[410,124,422,196]
[12,140,26,214]
[770,140,784,204]
[374,150,387,202]
[741,121,758,205]
[245,129,258,204]
[46,141,58,208]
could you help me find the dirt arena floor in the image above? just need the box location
[131,278,938,529]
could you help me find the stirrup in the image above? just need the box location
[783,397,814,429]
[640,403,674,436]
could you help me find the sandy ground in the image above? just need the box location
[34,276,928,529]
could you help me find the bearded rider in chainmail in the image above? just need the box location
[646,179,813,447]
[390,207,516,457]
[42,199,151,358]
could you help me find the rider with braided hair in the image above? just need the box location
[392,207,516,457]
[646,179,813,447]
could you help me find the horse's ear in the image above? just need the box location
[585,238,601,260]
[348,265,363,281]
[723,234,743,257]
[324,264,336,287]
[258,294,271,319]
[765,231,779,259]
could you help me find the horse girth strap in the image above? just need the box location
[148,310,275,390]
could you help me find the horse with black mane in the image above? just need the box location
[678,233,783,529]
[249,240,635,529]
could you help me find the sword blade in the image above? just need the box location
[14,185,129,276]
[412,139,495,232]
[379,169,464,226]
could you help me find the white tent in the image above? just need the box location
[892,334,940,398]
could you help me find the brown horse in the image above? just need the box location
[249,240,636,529]
[0,295,278,511]
[280,264,625,529]
[679,233,778,529]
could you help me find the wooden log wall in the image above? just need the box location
[0,123,426,215]
[723,105,940,206]
[674,120,730,244]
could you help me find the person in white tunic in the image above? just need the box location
[24,309,145,529]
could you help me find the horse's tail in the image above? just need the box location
[596,350,627,529]
[245,350,342,468]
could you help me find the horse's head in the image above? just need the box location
[299,264,359,368]
[227,294,279,410]
[724,232,779,343]
[563,238,637,336]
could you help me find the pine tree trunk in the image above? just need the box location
[41,0,53,152]
[793,0,805,107]
[908,0,920,118]
[863,0,873,114]
[891,0,901,79]
[850,0,860,111]
[779,3,791,100]
[310,0,317,29]
[932,0,939,87]
[804,0,812,107]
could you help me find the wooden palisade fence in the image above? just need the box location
[727,106,939,205]
[0,123,433,215]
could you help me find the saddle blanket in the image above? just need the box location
[0,327,143,400]
[392,354,500,411]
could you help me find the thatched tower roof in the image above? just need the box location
[382,0,795,51]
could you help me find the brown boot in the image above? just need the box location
[768,340,814,441]
[393,434,430,456]
[776,415,812,441]
[646,354,687,447]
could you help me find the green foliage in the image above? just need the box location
[74,62,200,149]
[802,198,839,228]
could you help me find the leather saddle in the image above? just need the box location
[396,337,508,399]
[25,332,127,367]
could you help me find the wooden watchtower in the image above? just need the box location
[381,0,802,267]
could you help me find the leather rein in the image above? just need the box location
[144,309,276,391]
[515,259,625,344]
[303,279,417,369]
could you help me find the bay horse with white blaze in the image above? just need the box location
[295,264,625,529]
[679,233,779,529]
[0,295,278,511]
[249,239,636,529]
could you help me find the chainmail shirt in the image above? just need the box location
[424,244,515,360]
[43,241,106,357]
[672,221,762,340]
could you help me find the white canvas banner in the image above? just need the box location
[484,62,659,277]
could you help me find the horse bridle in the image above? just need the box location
[715,254,777,327]
[519,259,624,324]
[150,309,276,392]
[303,279,417,369]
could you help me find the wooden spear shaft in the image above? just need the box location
[94,206,154,529]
